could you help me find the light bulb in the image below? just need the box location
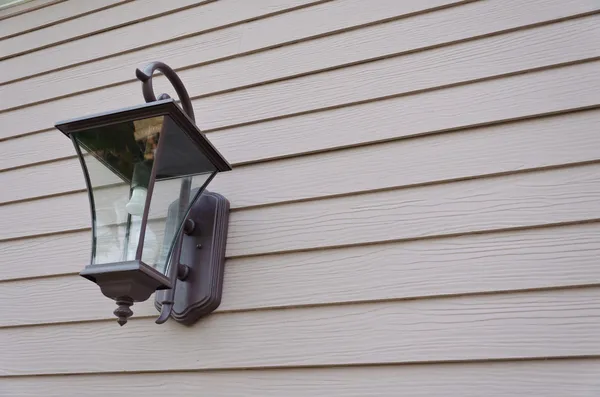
[125,186,147,216]
[125,220,158,264]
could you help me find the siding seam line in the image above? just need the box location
[2,283,600,330]
[0,0,134,42]
[2,219,599,282]
[1,56,598,145]
[2,160,600,239]
[0,0,217,59]
[1,1,595,114]
[0,0,333,87]
[3,355,600,379]
[0,0,65,21]
[1,106,598,176]
[3,154,600,210]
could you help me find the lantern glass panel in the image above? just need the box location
[71,113,218,276]
[72,116,165,265]
[141,116,217,275]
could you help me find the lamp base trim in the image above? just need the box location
[80,260,172,325]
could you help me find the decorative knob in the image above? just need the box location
[114,297,134,326]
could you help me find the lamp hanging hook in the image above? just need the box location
[135,61,195,122]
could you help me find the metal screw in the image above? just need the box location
[183,219,196,235]
[177,264,191,281]
[196,244,202,249]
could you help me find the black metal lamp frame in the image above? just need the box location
[55,62,231,326]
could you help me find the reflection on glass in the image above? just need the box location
[73,116,164,266]
[141,117,217,275]
[143,174,214,275]
[72,115,218,277]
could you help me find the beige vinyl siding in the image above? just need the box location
[3,158,600,245]
[0,0,599,394]
[2,360,600,397]
[0,0,127,39]
[0,0,596,122]
[0,0,324,84]
[3,109,600,205]
[0,0,63,21]
[3,223,600,326]
[3,40,600,166]
[3,45,600,170]
[3,288,600,375]
[0,0,214,59]
[0,0,463,110]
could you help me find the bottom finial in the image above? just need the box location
[114,297,134,326]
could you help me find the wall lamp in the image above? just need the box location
[54,62,232,326]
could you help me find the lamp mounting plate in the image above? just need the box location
[155,191,229,325]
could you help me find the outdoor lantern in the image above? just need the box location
[54,62,232,326]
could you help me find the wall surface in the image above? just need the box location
[1,0,600,395]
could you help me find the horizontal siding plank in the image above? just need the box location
[0,231,90,280]
[3,360,600,397]
[0,0,62,21]
[0,131,72,170]
[3,110,600,238]
[3,59,599,173]
[1,161,599,256]
[190,16,600,131]
[1,288,599,375]
[3,109,599,205]
[2,13,599,141]
[208,59,600,165]
[0,0,127,39]
[2,223,600,326]
[3,160,600,280]
[2,0,597,113]
[0,0,213,59]
[1,109,598,217]
[0,0,453,85]
[1,1,598,385]
[225,163,600,257]
[0,0,465,129]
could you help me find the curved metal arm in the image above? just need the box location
[135,61,195,122]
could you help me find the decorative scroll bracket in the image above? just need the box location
[136,61,196,122]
